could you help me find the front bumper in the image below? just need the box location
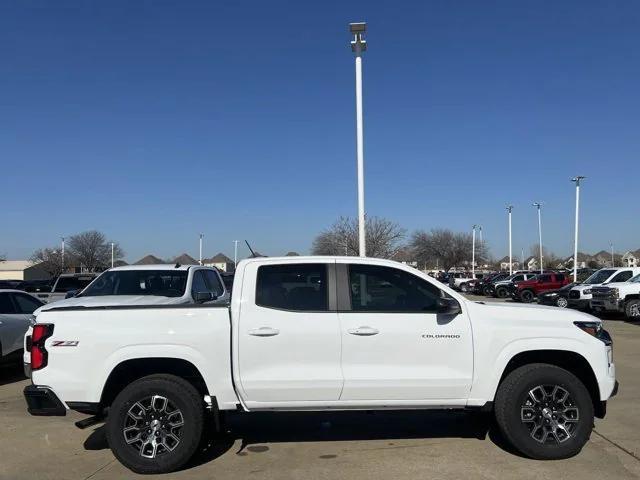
[568,298,590,310]
[24,385,67,416]
[590,298,624,312]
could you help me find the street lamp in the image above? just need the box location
[61,237,65,272]
[571,176,586,282]
[199,234,204,266]
[350,22,367,257]
[233,240,239,271]
[532,202,543,273]
[472,225,478,277]
[111,242,114,268]
[506,205,513,275]
[610,242,615,267]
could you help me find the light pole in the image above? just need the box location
[111,242,114,268]
[350,22,367,257]
[199,234,204,266]
[61,237,65,272]
[233,240,239,270]
[472,225,477,277]
[507,205,513,275]
[532,202,543,273]
[610,242,615,267]
[571,176,585,282]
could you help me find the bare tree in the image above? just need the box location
[311,216,406,259]
[67,230,124,272]
[410,228,489,271]
[30,247,69,277]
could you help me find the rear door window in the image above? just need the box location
[610,271,633,283]
[256,264,328,311]
[12,293,43,314]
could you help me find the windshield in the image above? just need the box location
[81,270,188,297]
[583,269,616,285]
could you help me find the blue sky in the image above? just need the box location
[1,1,639,262]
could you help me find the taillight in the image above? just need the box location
[31,324,54,371]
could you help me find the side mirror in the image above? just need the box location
[436,297,462,315]
[194,291,216,303]
[65,289,79,299]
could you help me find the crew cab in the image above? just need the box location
[590,273,640,319]
[568,268,640,311]
[36,264,230,312]
[23,257,617,473]
[512,272,571,303]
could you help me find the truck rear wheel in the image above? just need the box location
[494,363,593,460]
[106,374,204,474]
[625,300,640,320]
[520,290,535,303]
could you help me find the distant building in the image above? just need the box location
[134,254,165,265]
[204,253,235,272]
[0,260,51,281]
[525,256,538,271]
[498,256,520,271]
[172,253,198,265]
[622,250,640,268]
[285,251,300,256]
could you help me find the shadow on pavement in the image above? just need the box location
[84,409,504,470]
[0,361,27,387]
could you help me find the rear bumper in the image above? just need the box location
[24,385,67,416]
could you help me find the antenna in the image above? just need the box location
[245,240,257,258]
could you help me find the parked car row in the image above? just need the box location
[450,265,640,321]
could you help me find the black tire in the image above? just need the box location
[520,290,535,303]
[496,287,509,299]
[556,297,568,308]
[483,286,494,296]
[495,364,593,460]
[625,299,640,320]
[106,374,204,474]
[460,283,469,293]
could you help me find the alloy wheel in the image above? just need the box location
[123,395,185,458]
[556,297,568,308]
[520,385,579,444]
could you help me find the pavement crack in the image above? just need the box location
[593,429,640,462]
[83,459,116,480]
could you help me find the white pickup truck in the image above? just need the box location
[590,273,640,319]
[23,256,617,474]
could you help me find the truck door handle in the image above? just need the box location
[248,327,280,337]
[348,326,379,336]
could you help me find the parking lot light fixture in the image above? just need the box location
[61,237,65,272]
[532,203,543,274]
[571,176,586,282]
[350,22,367,257]
[472,225,478,278]
[506,206,513,275]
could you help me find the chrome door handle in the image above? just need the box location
[248,327,280,337]
[348,326,379,336]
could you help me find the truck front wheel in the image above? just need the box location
[625,300,640,320]
[494,363,593,459]
[106,374,204,474]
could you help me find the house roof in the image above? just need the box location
[206,253,233,264]
[173,253,198,265]
[0,260,37,271]
[134,254,165,265]
[285,251,300,256]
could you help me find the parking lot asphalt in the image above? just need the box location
[2,298,640,480]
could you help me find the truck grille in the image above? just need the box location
[569,290,580,299]
[591,287,613,298]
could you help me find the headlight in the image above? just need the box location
[611,288,619,298]
[574,321,612,346]
[583,289,592,295]
[547,293,558,297]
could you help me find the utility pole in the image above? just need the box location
[533,202,543,273]
[507,205,513,275]
[610,242,615,267]
[111,242,114,268]
[350,22,367,257]
[571,176,586,282]
[233,240,239,270]
[199,234,204,266]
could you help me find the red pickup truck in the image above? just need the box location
[512,272,571,303]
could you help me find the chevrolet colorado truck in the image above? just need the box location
[23,256,617,474]
[590,273,640,319]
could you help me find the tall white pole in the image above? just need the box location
[507,206,513,275]
[111,242,114,268]
[610,242,615,267]
[571,176,585,282]
[350,23,367,257]
[61,237,65,272]
[521,248,525,271]
[533,203,543,273]
[472,225,477,278]
[199,234,203,265]
[233,240,238,270]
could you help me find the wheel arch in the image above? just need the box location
[497,349,603,418]
[100,357,210,409]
